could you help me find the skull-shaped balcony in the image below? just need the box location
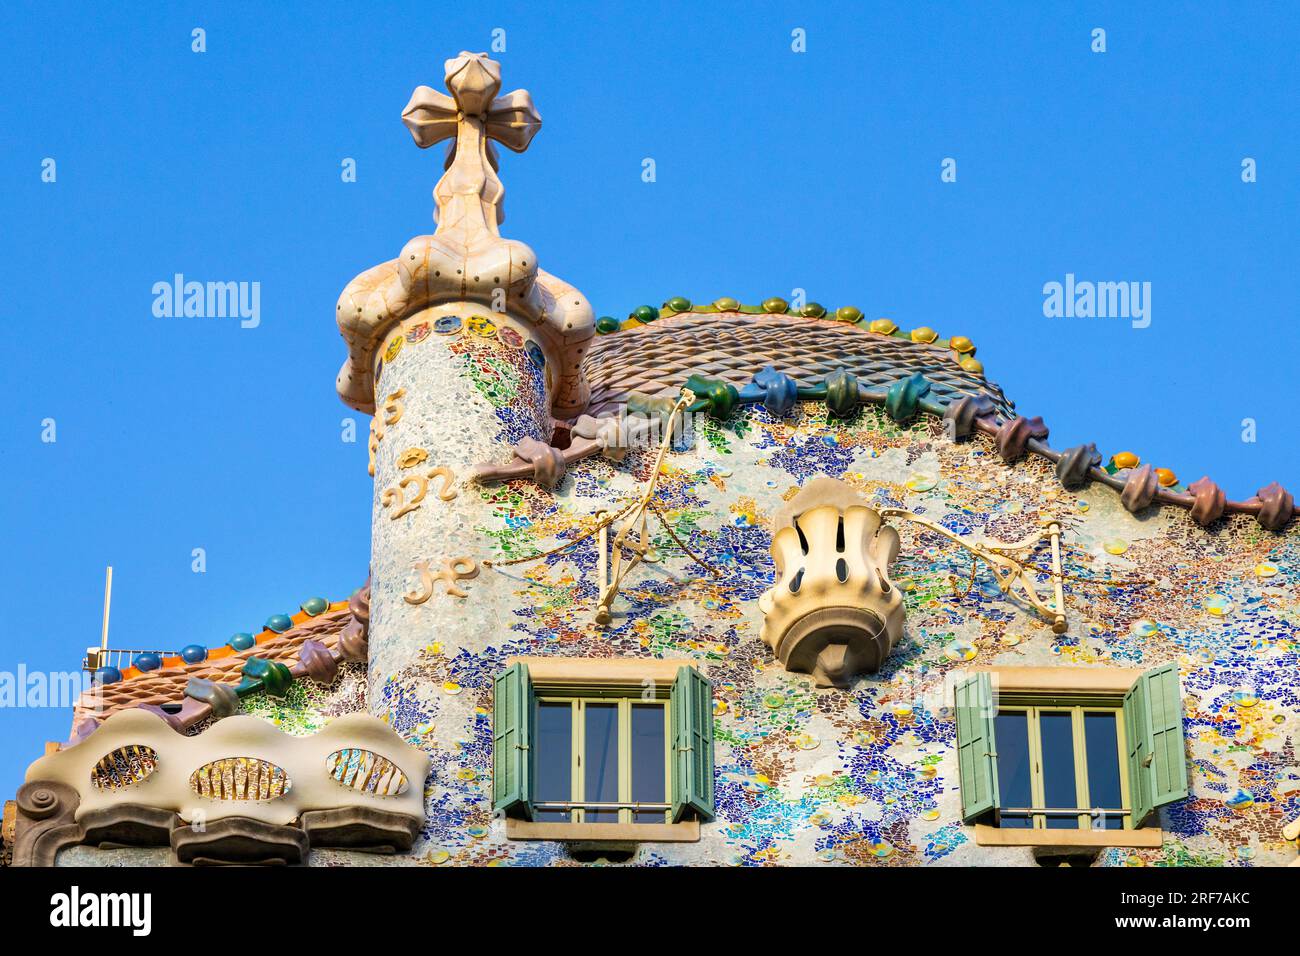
[759,478,906,688]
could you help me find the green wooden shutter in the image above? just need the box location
[1122,672,1151,826]
[671,666,715,822]
[1124,663,1188,826]
[492,662,534,819]
[954,671,999,822]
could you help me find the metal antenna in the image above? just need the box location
[101,565,113,652]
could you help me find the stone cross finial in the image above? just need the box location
[401,52,542,247]
[336,52,592,420]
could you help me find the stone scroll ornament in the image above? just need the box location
[403,557,480,604]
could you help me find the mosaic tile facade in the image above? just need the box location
[335,309,1300,866]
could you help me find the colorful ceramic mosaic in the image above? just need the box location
[376,312,549,451]
[237,663,368,738]
[345,400,1299,866]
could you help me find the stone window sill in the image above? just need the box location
[975,824,1162,849]
[506,818,700,843]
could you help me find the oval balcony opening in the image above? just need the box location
[325,748,409,797]
[189,757,292,800]
[91,745,159,791]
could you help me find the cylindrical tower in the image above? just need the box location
[363,303,553,714]
[333,53,593,818]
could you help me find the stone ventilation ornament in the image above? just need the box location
[759,478,905,687]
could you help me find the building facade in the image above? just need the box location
[6,52,1299,868]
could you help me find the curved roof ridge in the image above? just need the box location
[596,296,985,372]
[581,307,1012,421]
[495,342,1297,532]
[68,583,372,744]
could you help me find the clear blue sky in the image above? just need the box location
[0,2,1296,796]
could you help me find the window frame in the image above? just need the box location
[533,692,672,826]
[957,667,1179,851]
[993,699,1132,832]
[497,657,708,843]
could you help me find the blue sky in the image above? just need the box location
[0,2,1295,795]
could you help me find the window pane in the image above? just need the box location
[1040,712,1079,829]
[584,703,619,824]
[995,712,1033,828]
[631,704,667,823]
[1085,712,1124,830]
[535,702,572,822]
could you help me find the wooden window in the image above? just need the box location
[955,665,1188,841]
[492,660,714,838]
[992,704,1130,830]
[531,695,671,824]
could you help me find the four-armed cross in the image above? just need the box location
[401,52,542,250]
